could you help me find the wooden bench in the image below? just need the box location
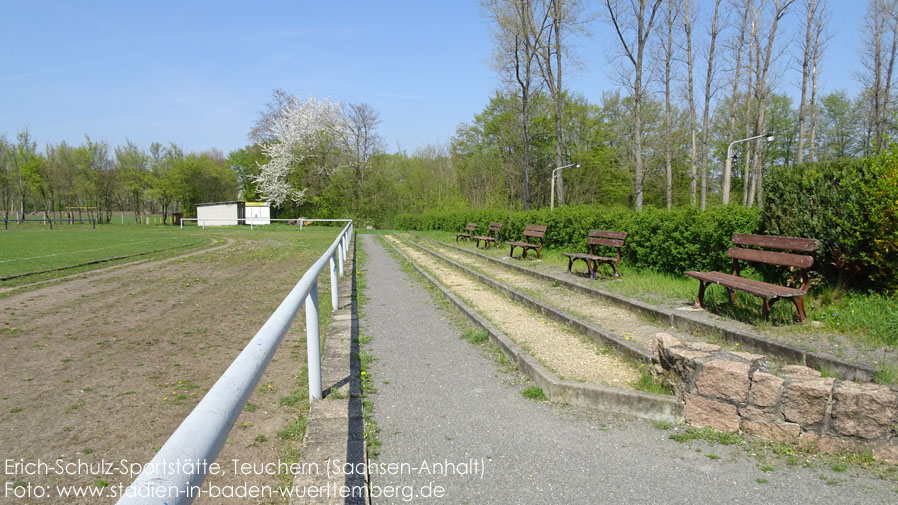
[507,225,547,259]
[684,234,820,322]
[455,222,477,242]
[473,222,503,248]
[561,230,628,279]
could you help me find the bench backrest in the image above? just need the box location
[464,222,477,232]
[487,222,502,238]
[586,230,627,249]
[520,224,547,245]
[522,224,547,238]
[727,234,819,290]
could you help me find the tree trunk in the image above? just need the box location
[700,0,721,210]
[685,0,697,207]
[723,0,751,205]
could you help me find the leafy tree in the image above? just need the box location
[116,140,150,222]
[227,144,266,201]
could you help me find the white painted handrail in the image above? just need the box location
[115,220,353,505]
[179,217,351,230]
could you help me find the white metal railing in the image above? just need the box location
[116,220,353,505]
[179,217,351,230]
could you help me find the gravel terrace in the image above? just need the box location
[410,235,697,354]
[385,235,639,387]
[424,235,898,372]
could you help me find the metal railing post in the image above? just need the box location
[306,283,322,401]
[330,253,339,311]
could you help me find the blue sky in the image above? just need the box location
[1,1,865,156]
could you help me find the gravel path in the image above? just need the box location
[359,234,895,505]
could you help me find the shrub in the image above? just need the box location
[393,204,760,275]
[762,153,898,292]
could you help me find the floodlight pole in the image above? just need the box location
[550,163,579,211]
[723,133,774,205]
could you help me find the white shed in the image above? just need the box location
[245,202,271,225]
[196,201,245,226]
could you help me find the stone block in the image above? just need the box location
[831,381,898,439]
[731,351,769,373]
[872,444,898,465]
[798,432,862,455]
[652,332,682,363]
[685,342,721,353]
[740,405,777,422]
[731,350,765,362]
[750,372,784,408]
[685,394,740,432]
[695,359,751,403]
[742,420,800,444]
[782,378,834,426]
[666,347,711,378]
[782,365,821,380]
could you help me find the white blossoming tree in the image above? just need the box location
[255,95,348,207]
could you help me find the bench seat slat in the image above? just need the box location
[684,271,806,299]
[562,252,618,263]
[506,240,538,248]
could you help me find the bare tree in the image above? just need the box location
[796,0,828,164]
[605,0,664,211]
[700,0,723,210]
[661,0,680,210]
[723,0,753,205]
[747,0,794,208]
[248,88,292,144]
[482,0,544,210]
[342,102,383,214]
[684,0,698,207]
[531,0,588,206]
[807,4,829,161]
[742,5,760,206]
[860,0,898,154]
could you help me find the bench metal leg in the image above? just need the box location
[694,281,708,309]
[761,297,780,320]
[792,295,807,323]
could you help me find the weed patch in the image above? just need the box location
[522,386,547,401]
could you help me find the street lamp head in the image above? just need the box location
[764,133,775,142]
[575,163,581,168]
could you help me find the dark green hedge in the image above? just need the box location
[762,154,898,291]
[393,204,761,275]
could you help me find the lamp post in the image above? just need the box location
[723,133,774,205]
[550,163,579,210]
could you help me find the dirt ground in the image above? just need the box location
[0,232,335,504]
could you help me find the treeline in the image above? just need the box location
[0,131,236,223]
[470,0,898,212]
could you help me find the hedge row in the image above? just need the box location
[762,155,898,291]
[392,204,761,275]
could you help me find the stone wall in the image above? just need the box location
[652,333,898,464]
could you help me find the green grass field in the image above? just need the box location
[0,221,344,286]
[0,223,205,279]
